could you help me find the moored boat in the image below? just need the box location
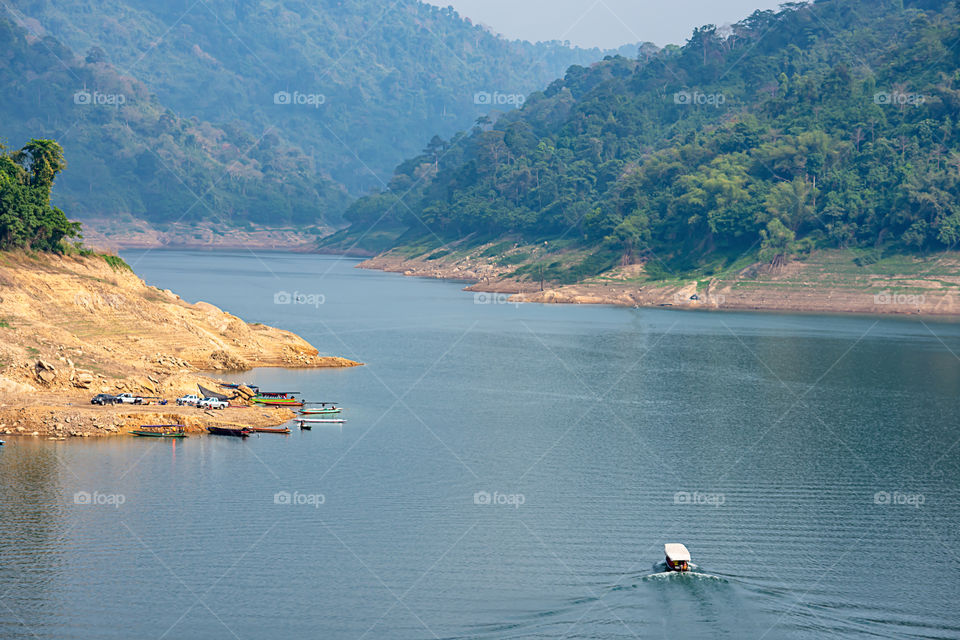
[130,424,188,438]
[297,418,346,424]
[220,382,259,391]
[299,407,341,415]
[206,426,253,438]
[198,385,232,401]
[252,391,304,407]
[250,426,291,434]
[664,543,691,572]
[254,399,305,407]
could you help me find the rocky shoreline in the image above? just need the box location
[0,396,298,440]
[358,250,960,317]
[0,251,361,438]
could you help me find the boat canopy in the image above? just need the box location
[664,543,690,562]
[258,391,300,397]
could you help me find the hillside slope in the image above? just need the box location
[0,251,360,436]
[333,0,960,288]
[0,251,358,386]
[6,0,637,214]
[0,19,349,229]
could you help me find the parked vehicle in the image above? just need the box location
[198,397,228,410]
[114,393,143,405]
[177,394,202,406]
[91,393,119,405]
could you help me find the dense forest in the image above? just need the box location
[6,0,636,217]
[0,138,80,252]
[337,0,960,278]
[0,18,348,226]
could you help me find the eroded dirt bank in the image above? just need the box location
[0,252,360,438]
[358,249,960,317]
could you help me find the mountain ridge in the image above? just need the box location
[6,0,639,230]
[328,0,960,287]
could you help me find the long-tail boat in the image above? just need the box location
[250,426,291,434]
[296,418,346,424]
[252,391,304,407]
[219,382,259,391]
[198,385,232,401]
[299,406,341,416]
[131,424,188,438]
[206,426,252,438]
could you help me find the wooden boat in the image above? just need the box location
[664,543,691,572]
[255,399,304,407]
[299,407,341,415]
[206,426,253,438]
[220,382,259,391]
[250,426,291,434]
[198,385,232,401]
[131,424,188,438]
[297,418,346,424]
[252,391,304,407]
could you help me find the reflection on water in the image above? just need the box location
[0,250,957,639]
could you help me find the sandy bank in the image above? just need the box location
[0,251,360,437]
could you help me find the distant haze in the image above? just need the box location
[424,0,789,48]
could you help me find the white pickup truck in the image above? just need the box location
[198,397,228,410]
[115,393,143,405]
[177,394,202,406]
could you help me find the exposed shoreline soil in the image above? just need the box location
[0,251,360,438]
[358,250,960,317]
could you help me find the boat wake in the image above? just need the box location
[640,562,728,583]
[642,570,727,582]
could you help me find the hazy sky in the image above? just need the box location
[424,0,788,48]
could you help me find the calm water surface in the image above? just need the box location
[2,250,959,639]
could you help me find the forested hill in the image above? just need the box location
[0,18,348,226]
[335,0,960,279]
[7,0,637,205]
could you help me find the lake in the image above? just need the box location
[1,249,958,639]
